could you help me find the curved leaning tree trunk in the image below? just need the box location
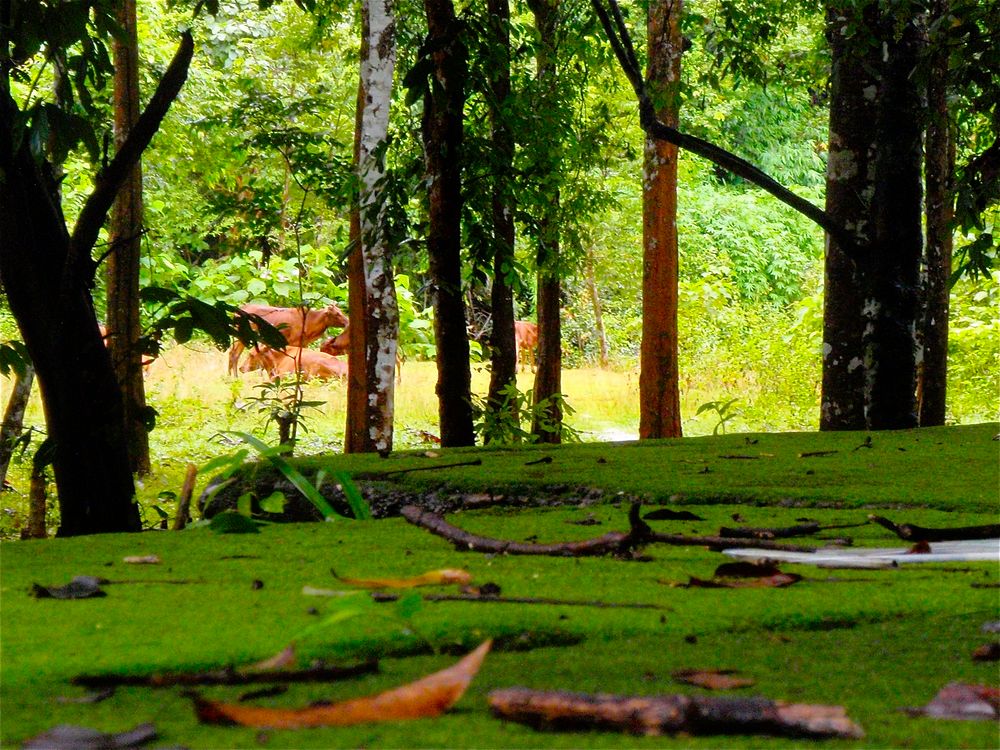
[0,33,193,535]
[820,1,879,431]
[639,0,682,440]
[107,0,151,474]
[423,0,475,447]
[345,0,399,454]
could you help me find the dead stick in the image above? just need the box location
[400,505,816,557]
[717,521,868,540]
[172,463,198,531]
[868,515,1000,542]
[73,660,377,689]
[362,459,483,478]
[489,687,864,739]
[370,592,667,610]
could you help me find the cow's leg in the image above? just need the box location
[227,342,244,376]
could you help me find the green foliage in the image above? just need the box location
[695,397,740,435]
[0,341,31,378]
[472,384,581,445]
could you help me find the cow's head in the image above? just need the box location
[323,305,350,329]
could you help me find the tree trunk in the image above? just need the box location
[0,364,33,489]
[584,245,608,368]
[865,11,924,430]
[486,0,519,432]
[528,0,562,444]
[423,0,474,447]
[639,0,682,439]
[919,0,954,427]
[819,2,879,431]
[108,0,151,474]
[345,0,399,454]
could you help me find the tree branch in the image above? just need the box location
[65,31,194,291]
[589,0,860,258]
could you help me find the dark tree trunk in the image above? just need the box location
[528,0,562,444]
[820,2,879,431]
[108,0,151,474]
[0,364,33,489]
[919,0,954,427]
[639,0,682,440]
[0,130,140,534]
[486,0,519,432]
[865,12,924,430]
[423,0,474,447]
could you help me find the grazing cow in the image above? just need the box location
[319,324,404,383]
[241,346,348,381]
[228,303,349,375]
[514,320,538,371]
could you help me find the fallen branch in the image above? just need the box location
[360,459,482,478]
[718,521,867,540]
[868,515,1000,542]
[400,504,816,558]
[489,688,864,738]
[370,592,667,610]
[73,660,377,689]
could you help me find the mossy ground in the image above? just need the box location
[1,424,997,749]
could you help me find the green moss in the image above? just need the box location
[1,425,997,748]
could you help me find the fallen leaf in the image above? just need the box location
[673,668,755,690]
[972,643,1000,662]
[122,555,161,565]
[31,576,107,599]
[22,723,156,749]
[908,682,1000,720]
[245,643,297,672]
[331,568,473,589]
[193,639,492,728]
[907,541,932,554]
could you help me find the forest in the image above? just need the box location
[0,0,998,536]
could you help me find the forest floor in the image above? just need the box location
[1,423,997,748]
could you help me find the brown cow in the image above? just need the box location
[514,320,538,371]
[228,303,349,375]
[240,346,348,381]
[320,324,404,383]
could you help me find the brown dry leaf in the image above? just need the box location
[907,540,932,554]
[712,561,783,579]
[332,568,473,589]
[909,682,1000,720]
[972,643,1000,662]
[244,643,297,672]
[673,668,755,690]
[193,639,492,728]
[122,555,161,565]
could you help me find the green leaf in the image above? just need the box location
[209,511,261,534]
[237,493,253,517]
[225,432,341,520]
[333,471,372,520]
[394,591,424,620]
[259,491,287,514]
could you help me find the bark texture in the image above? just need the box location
[528,0,563,444]
[107,0,151,474]
[0,364,33,488]
[639,0,682,439]
[486,0,519,433]
[865,12,924,430]
[820,2,878,431]
[345,0,399,454]
[919,0,954,426]
[423,0,474,447]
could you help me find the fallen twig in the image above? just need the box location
[718,521,867,540]
[489,687,864,738]
[400,504,816,558]
[868,515,1000,542]
[370,592,667,610]
[72,660,377,689]
[360,459,482,478]
[172,463,198,531]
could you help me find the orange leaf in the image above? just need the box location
[194,640,492,728]
[332,568,473,589]
[673,668,756,690]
